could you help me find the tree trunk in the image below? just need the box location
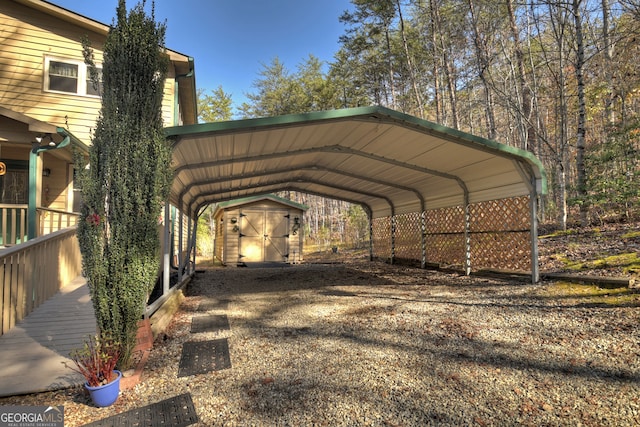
[429,0,443,123]
[507,0,536,153]
[467,0,497,139]
[431,0,459,129]
[573,0,588,226]
[384,28,397,109]
[397,0,424,118]
[601,0,615,126]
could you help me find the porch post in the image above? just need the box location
[28,143,42,240]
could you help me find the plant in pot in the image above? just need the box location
[65,334,122,407]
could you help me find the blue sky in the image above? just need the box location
[50,0,353,112]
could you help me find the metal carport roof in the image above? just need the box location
[165,106,546,218]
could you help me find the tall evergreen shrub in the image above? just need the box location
[77,0,172,369]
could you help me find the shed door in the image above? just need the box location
[239,210,289,262]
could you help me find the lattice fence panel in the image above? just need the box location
[425,206,465,234]
[372,217,391,259]
[470,197,530,232]
[425,234,465,267]
[424,206,465,266]
[470,231,531,271]
[394,212,422,260]
[371,197,532,271]
[469,196,531,271]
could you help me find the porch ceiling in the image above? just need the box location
[165,106,546,218]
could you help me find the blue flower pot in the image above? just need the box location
[85,370,121,407]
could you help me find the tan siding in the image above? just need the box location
[225,210,240,265]
[1,1,179,142]
[162,74,177,127]
[41,154,69,211]
[0,2,104,144]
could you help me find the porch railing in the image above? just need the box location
[37,207,79,237]
[0,227,82,336]
[0,206,79,247]
[0,204,28,246]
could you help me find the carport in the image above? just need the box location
[165,106,546,282]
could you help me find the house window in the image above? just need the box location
[44,57,102,97]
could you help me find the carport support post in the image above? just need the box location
[368,214,374,261]
[163,202,171,296]
[464,202,471,276]
[390,215,396,265]
[190,217,197,274]
[178,209,184,282]
[530,187,540,283]
[421,210,427,269]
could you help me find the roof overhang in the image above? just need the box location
[165,106,547,219]
[0,107,87,159]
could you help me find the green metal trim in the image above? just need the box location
[164,106,547,194]
[213,193,309,216]
[27,127,86,240]
[174,56,197,126]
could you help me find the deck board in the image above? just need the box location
[0,276,97,397]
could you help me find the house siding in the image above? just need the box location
[1,0,187,228]
[0,1,179,145]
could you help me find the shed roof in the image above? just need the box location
[166,106,546,219]
[213,194,309,216]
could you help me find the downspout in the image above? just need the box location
[28,128,74,240]
[174,57,196,126]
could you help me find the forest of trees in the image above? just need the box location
[197,0,640,254]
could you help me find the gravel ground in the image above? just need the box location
[1,259,639,426]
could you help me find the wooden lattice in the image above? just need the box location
[469,196,531,271]
[371,196,532,273]
[394,212,422,260]
[372,217,391,259]
[470,231,531,271]
[469,197,530,232]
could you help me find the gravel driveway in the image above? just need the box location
[2,260,639,426]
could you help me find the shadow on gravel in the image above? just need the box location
[188,263,639,382]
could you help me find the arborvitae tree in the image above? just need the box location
[77,0,172,369]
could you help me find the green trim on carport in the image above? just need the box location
[165,105,547,195]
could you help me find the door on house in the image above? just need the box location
[239,210,289,262]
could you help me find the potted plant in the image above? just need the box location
[64,334,122,407]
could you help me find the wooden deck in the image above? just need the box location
[0,276,96,397]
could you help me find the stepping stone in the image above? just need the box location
[178,339,231,377]
[190,314,230,334]
[82,393,198,426]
